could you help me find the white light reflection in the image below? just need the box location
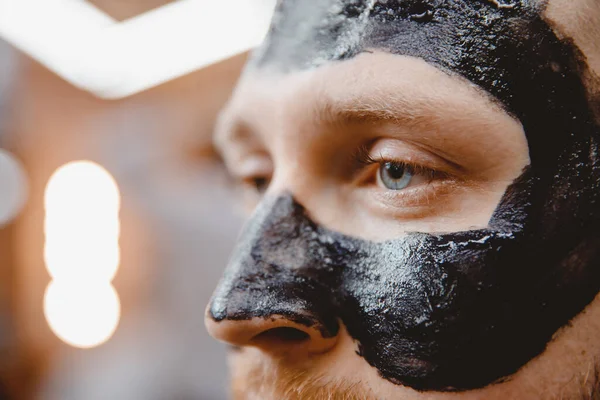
[44,161,121,348]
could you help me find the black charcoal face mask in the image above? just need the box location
[208,0,600,392]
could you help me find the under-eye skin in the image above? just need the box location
[233,174,272,213]
[238,175,271,209]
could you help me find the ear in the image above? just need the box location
[545,0,600,74]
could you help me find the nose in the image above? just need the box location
[204,194,340,356]
[205,313,338,355]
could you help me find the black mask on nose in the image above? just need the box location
[209,0,600,392]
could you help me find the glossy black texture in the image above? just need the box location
[209,0,600,392]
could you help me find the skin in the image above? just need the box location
[205,0,600,398]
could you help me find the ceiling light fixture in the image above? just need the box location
[0,0,276,99]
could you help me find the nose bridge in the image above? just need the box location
[207,193,340,337]
[266,140,315,204]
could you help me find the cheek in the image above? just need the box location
[297,181,512,242]
[211,176,600,391]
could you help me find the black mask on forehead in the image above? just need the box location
[209,0,600,392]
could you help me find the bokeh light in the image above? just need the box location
[44,281,121,349]
[44,161,121,348]
[44,160,120,281]
[44,239,120,282]
[44,161,120,214]
[0,149,28,227]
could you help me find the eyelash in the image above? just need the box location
[352,145,445,184]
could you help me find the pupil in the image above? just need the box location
[384,162,406,180]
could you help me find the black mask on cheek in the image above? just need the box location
[209,0,600,392]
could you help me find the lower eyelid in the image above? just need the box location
[368,179,459,216]
[375,183,437,204]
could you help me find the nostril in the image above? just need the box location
[252,327,310,344]
[205,308,339,354]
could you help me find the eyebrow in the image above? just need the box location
[216,92,502,166]
[315,99,436,131]
[214,100,429,160]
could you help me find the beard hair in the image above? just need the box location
[229,350,377,400]
[229,351,600,400]
[564,362,600,400]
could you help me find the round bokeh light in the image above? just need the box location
[44,161,120,213]
[44,281,121,349]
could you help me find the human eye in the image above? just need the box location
[355,142,450,187]
[241,175,271,195]
[376,161,440,191]
[353,140,458,214]
[228,153,274,212]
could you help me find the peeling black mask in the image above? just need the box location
[209,0,600,392]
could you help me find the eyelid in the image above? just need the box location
[231,153,274,182]
[353,139,459,185]
[374,139,460,173]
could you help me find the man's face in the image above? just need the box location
[205,0,600,399]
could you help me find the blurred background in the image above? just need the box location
[0,1,275,398]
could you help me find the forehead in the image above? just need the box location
[231,0,597,152]
[246,0,568,119]
[218,50,520,147]
[252,0,542,72]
